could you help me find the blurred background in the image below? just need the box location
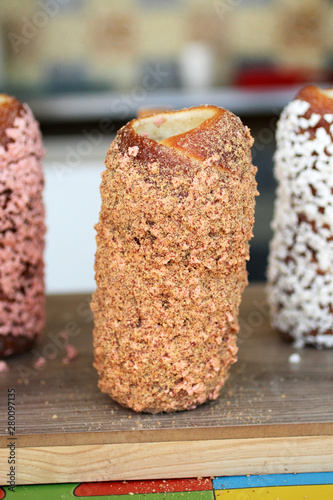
[0,0,332,293]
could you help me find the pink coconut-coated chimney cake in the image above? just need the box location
[0,94,46,357]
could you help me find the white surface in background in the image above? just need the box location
[43,136,111,294]
[29,86,306,122]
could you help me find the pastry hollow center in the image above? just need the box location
[0,94,10,106]
[320,88,333,99]
[132,107,216,142]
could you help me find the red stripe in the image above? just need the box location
[74,478,212,496]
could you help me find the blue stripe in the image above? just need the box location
[213,472,333,490]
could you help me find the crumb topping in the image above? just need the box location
[92,105,257,412]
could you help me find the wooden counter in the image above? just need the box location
[0,284,332,484]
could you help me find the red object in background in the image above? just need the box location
[234,66,328,88]
[74,477,212,497]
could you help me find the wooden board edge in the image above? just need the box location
[1,422,332,449]
[0,435,332,485]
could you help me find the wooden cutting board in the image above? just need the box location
[0,284,332,485]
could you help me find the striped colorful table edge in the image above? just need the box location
[1,473,333,499]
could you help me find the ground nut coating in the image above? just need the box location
[92,105,257,412]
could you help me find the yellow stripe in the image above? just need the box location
[215,484,333,499]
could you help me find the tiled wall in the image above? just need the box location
[1,0,332,93]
